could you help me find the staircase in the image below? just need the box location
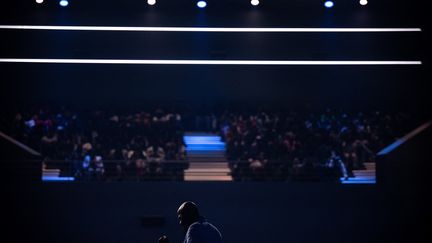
[42,168,74,181]
[341,162,376,184]
[184,133,232,181]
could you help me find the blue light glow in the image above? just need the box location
[324,1,334,8]
[184,136,223,142]
[377,139,403,155]
[341,180,376,184]
[184,135,225,152]
[42,176,75,181]
[378,122,432,155]
[185,146,225,151]
[59,0,68,7]
[197,1,207,8]
[340,175,376,184]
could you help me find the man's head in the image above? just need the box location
[177,201,200,228]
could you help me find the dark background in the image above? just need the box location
[1,1,430,243]
[0,0,430,112]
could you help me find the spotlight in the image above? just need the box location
[359,0,368,5]
[147,0,156,5]
[59,0,68,7]
[324,1,334,8]
[197,1,207,8]
[251,0,259,6]
[36,0,44,3]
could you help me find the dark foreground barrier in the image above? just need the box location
[1,131,41,182]
[5,181,430,243]
[376,121,431,191]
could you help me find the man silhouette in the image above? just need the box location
[159,201,222,243]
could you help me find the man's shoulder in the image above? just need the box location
[188,219,217,232]
[190,220,221,236]
[186,220,222,243]
[188,220,206,231]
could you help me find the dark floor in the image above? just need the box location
[4,181,429,243]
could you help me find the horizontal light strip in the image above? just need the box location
[0,59,422,65]
[0,25,422,32]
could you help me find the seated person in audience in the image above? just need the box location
[81,155,93,180]
[94,155,105,180]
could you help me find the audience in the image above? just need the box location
[1,107,417,182]
[3,107,187,181]
[218,110,415,181]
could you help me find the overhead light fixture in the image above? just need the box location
[147,0,156,5]
[0,25,422,33]
[0,59,422,66]
[324,1,334,8]
[36,0,44,3]
[59,0,69,7]
[197,1,207,8]
[359,0,368,6]
[251,0,259,6]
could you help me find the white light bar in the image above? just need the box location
[0,59,422,65]
[0,25,422,32]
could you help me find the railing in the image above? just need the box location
[40,159,350,182]
[229,160,343,182]
[43,159,189,181]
